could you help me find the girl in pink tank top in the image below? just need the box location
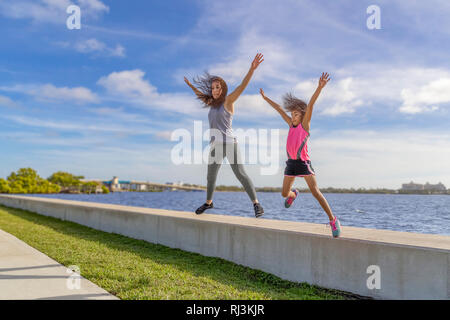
[260,72,342,238]
[286,122,310,162]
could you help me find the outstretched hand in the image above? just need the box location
[251,53,264,71]
[184,76,193,87]
[259,88,266,99]
[318,72,331,89]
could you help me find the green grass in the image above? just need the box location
[0,204,355,300]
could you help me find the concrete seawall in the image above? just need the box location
[0,194,449,300]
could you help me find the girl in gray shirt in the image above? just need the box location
[184,53,265,217]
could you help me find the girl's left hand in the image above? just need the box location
[251,53,264,70]
[184,76,192,87]
[259,88,266,99]
[318,72,331,88]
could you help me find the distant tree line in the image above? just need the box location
[397,189,450,195]
[0,168,109,194]
[209,185,449,195]
[213,185,399,194]
[2,169,447,195]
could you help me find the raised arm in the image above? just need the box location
[225,53,264,111]
[302,72,330,131]
[260,88,292,126]
[184,76,203,97]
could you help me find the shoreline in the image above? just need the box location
[2,190,449,196]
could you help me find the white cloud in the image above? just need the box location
[292,77,366,116]
[177,1,450,117]
[0,114,156,135]
[85,106,173,127]
[0,70,202,116]
[75,38,104,52]
[234,94,274,116]
[177,65,450,119]
[177,29,299,89]
[289,67,450,116]
[109,44,126,58]
[73,38,126,57]
[0,0,108,23]
[155,131,173,141]
[97,69,204,115]
[0,0,109,23]
[390,1,450,36]
[77,0,108,14]
[208,65,450,118]
[0,83,99,104]
[40,84,99,103]
[0,95,20,108]
[400,78,450,114]
[97,70,157,98]
[1,131,106,148]
[309,129,450,188]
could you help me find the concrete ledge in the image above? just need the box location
[0,194,449,299]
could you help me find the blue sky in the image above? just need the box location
[1,0,450,189]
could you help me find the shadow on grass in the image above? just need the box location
[0,204,364,300]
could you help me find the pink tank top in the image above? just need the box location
[286,123,310,161]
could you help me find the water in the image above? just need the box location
[26,192,450,236]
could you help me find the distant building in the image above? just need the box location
[103,177,131,192]
[424,182,446,192]
[130,183,147,191]
[166,181,184,186]
[401,181,424,191]
[165,181,184,191]
[400,181,447,192]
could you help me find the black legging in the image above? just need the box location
[206,142,257,201]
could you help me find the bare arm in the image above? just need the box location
[302,72,330,131]
[184,77,203,97]
[225,53,264,112]
[260,88,292,126]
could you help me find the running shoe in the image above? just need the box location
[254,202,264,218]
[195,202,213,215]
[329,216,342,238]
[284,189,299,208]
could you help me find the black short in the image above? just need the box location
[284,159,315,177]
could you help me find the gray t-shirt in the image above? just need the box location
[208,104,236,143]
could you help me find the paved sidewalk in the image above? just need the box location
[0,228,118,300]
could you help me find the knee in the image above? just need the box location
[311,187,321,198]
[238,172,250,182]
[232,166,248,181]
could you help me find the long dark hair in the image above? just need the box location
[283,93,307,116]
[192,72,228,108]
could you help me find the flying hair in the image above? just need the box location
[192,72,228,108]
[283,92,307,115]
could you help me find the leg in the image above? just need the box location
[282,176,296,198]
[227,143,258,203]
[206,163,221,204]
[304,175,335,221]
[206,143,225,204]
